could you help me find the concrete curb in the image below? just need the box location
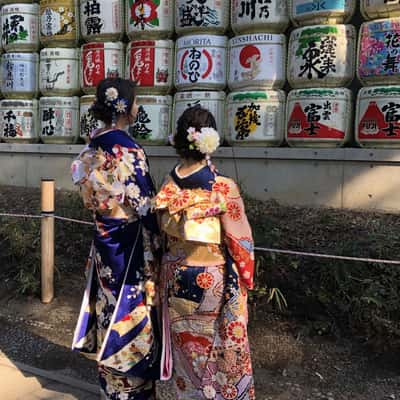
[0,355,99,395]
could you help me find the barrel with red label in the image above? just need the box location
[126,0,173,39]
[231,0,289,34]
[356,86,400,148]
[81,41,124,95]
[175,0,229,35]
[126,40,174,95]
[228,33,286,91]
[286,88,352,147]
[175,34,227,91]
[358,18,400,86]
[80,0,124,42]
[288,24,356,89]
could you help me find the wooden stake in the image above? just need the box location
[41,179,55,304]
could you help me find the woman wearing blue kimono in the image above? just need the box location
[71,78,160,399]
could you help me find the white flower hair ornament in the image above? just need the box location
[186,126,220,155]
[104,87,128,115]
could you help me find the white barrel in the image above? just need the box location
[126,0,173,39]
[1,52,38,99]
[80,0,124,42]
[175,0,229,35]
[289,0,355,26]
[175,34,227,91]
[356,86,400,148]
[80,95,103,142]
[358,19,400,86]
[40,47,79,96]
[288,24,356,89]
[128,95,172,145]
[126,40,174,95]
[173,91,226,138]
[226,90,286,146]
[361,0,400,20]
[81,41,124,95]
[228,33,286,91]
[40,0,79,47]
[1,3,39,52]
[39,96,79,143]
[286,88,352,148]
[0,99,38,143]
[231,0,289,34]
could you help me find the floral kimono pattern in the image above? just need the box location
[155,165,256,400]
[71,129,160,400]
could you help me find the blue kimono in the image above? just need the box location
[71,129,160,399]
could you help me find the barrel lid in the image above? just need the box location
[175,91,226,101]
[40,96,80,107]
[2,3,39,13]
[229,33,286,46]
[0,99,38,107]
[227,89,285,101]
[41,47,78,59]
[358,86,400,97]
[2,52,39,61]
[288,88,352,99]
[136,95,173,105]
[177,35,228,47]
[291,24,356,39]
[361,17,400,33]
[128,39,174,48]
[82,41,124,50]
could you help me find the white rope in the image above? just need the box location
[1,212,399,265]
[254,246,400,265]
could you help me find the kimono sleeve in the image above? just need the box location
[216,177,255,289]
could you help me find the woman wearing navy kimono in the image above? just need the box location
[71,78,160,399]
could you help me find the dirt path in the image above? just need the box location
[0,280,398,400]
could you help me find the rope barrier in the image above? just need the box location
[1,211,400,265]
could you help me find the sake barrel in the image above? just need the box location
[226,90,285,146]
[361,0,400,20]
[355,86,400,148]
[286,88,352,148]
[40,0,79,47]
[173,91,226,138]
[358,18,400,86]
[40,47,79,96]
[81,41,124,95]
[80,95,103,142]
[39,96,79,143]
[80,0,124,42]
[231,0,289,34]
[126,40,174,95]
[128,95,172,145]
[1,3,39,52]
[175,0,229,35]
[1,52,38,99]
[0,1,35,4]
[175,35,227,91]
[0,99,38,143]
[126,0,173,39]
[289,0,355,26]
[288,24,356,89]
[228,33,286,91]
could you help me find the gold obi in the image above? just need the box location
[155,182,227,266]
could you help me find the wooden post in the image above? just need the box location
[41,179,55,304]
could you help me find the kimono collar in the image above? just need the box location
[170,164,216,191]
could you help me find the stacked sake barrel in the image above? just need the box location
[355,2,400,148]
[123,0,173,145]
[79,0,124,143]
[0,2,40,143]
[225,2,288,146]
[172,0,228,145]
[285,1,356,148]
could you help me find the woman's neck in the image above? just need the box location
[177,158,206,177]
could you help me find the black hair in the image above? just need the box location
[174,106,217,161]
[90,78,136,125]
